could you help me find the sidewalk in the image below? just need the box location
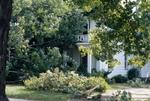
[9,98,35,101]
[102,88,150,100]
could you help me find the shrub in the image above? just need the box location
[91,70,111,79]
[24,68,109,95]
[111,75,128,83]
[24,76,43,90]
[145,77,150,84]
[7,47,79,83]
[61,54,79,72]
[127,78,145,88]
[84,77,109,92]
[110,91,132,101]
[91,70,105,77]
[127,68,140,80]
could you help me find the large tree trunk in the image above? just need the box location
[0,0,12,101]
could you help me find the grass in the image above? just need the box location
[6,85,72,101]
[110,83,130,90]
[110,83,150,90]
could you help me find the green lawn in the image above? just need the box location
[110,83,130,90]
[6,85,72,101]
[110,83,150,90]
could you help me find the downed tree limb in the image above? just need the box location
[82,85,99,96]
[75,85,100,98]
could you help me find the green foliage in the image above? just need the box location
[91,71,105,78]
[7,47,79,82]
[10,0,68,47]
[9,0,68,78]
[79,46,90,57]
[10,0,86,50]
[127,68,140,80]
[84,77,109,92]
[91,70,111,80]
[73,0,150,67]
[110,91,132,101]
[61,53,79,71]
[90,28,120,68]
[56,10,87,49]
[24,68,109,95]
[128,56,146,68]
[72,0,102,12]
[30,47,62,73]
[111,75,128,83]
[127,78,145,88]
[90,28,120,62]
[8,0,87,82]
[145,77,150,84]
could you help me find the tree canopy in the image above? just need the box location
[73,0,150,67]
[8,0,87,80]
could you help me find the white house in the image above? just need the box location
[68,20,150,78]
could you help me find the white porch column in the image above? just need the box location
[87,54,92,73]
[96,60,101,71]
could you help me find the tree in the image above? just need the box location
[54,10,87,51]
[0,0,12,100]
[7,0,69,77]
[7,0,87,80]
[90,27,121,68]
[73,0,150,68]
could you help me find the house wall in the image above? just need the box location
[108,62,150,78]
[108,51,150,78]
[107,51,130,78]
[96,60,108,71]
[89,20,96,30]
[141,62,150,78]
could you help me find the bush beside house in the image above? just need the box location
[111,75,128,83]
[127,68,140,80]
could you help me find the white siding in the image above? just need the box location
[108,51,127,78]
[96,60,108,71]
[89,20,96,30]
[141,62,150,78]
